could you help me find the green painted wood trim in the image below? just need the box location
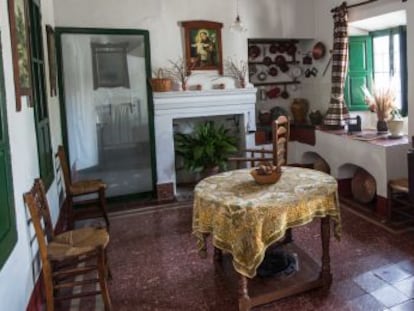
[345,36,373,112]
[55,27,157,202]
[369,26,408,117]
[0,30,18,270]
[29,0,54,189]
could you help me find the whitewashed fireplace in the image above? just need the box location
[153,88,257,199]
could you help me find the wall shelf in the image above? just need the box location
[249,61,300,65]
[253,81,299,86]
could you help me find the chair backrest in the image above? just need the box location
[23,179,55,262]
[56,145,72,195]
[408,150,414,202]
[272,115,290,166]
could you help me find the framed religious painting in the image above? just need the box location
[46,25,57,97]
[8,0,32,111]
[181,20,223,75]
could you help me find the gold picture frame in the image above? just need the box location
[8,0,32,110]
[181,20,223,75]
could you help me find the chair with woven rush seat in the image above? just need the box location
[228,115,290,168]
[56,145,110,229]
[387,149,414,226]
[24,178,112,311]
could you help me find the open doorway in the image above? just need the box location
[56,28,156,200]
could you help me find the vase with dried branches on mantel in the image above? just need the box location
[224,58,248,88]
[164,58,193,91]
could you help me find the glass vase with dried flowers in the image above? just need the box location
[362,83,397,134]
[224,58,247,88]
[165,58,192,91]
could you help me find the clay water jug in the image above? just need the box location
[290,98,309,124]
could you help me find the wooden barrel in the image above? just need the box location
[351,168,376,203]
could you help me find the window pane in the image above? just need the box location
[393,34,402,110]
[373,36,389,72]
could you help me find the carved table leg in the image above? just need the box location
[199,233,209,259]
[214,247,223,262]
[238,274,251,311]
[282,228,293,244]
[320,216,332,288]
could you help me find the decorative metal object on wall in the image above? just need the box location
[7,0,32,111]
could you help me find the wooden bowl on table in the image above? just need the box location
[250,166,282,185]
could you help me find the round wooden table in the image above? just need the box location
[192,166,341,311]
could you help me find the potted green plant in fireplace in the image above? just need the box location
[174,121,238,176]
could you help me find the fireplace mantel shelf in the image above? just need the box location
[153,88,257,114]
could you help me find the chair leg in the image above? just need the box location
[43,266,55,311]
[97,247,112,311]
[387,186,392,221]
[67,196,75,230]
[282,228,293,244]
[99,187,110,229]
[105,248,112,280]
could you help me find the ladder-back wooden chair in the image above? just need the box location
[229,115,293,243]
[387,149,414,225]
[229,115,290,168]
[56,145,110,229]
[24,178,112,311]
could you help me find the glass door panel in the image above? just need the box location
[60,33,154,198]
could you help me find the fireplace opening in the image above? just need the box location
[173,114,245,199]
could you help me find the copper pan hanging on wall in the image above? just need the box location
[312,41,326,60]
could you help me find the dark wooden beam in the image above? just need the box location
[331,0,407,13]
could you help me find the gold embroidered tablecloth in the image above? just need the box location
[192,166,341,278]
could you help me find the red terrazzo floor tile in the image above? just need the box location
[98,202,414,310]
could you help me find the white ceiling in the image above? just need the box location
[349,10,406,35]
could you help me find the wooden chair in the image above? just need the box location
[229,115,290,168]
[56,145,110,229]
[23,179,112,311]
[229,116,293,243]
[387,150,414,224]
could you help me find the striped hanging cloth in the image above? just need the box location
[323,2,350,128]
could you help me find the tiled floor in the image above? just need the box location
[63,201,414,310]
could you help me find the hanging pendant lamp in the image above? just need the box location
[230,0,247,33]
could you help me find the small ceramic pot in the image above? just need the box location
[387,119,404,137]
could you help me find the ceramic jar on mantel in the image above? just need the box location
[290,98,309,124]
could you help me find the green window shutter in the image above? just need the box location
[0,32,17,269]
[29,0,54,189]
[345,36,373,111]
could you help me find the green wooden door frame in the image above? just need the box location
[0,31,18,269]
[54,27,157,202]
[29,0,54,189]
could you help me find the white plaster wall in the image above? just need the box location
[53,0,315,81]
[0,0,62,309]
